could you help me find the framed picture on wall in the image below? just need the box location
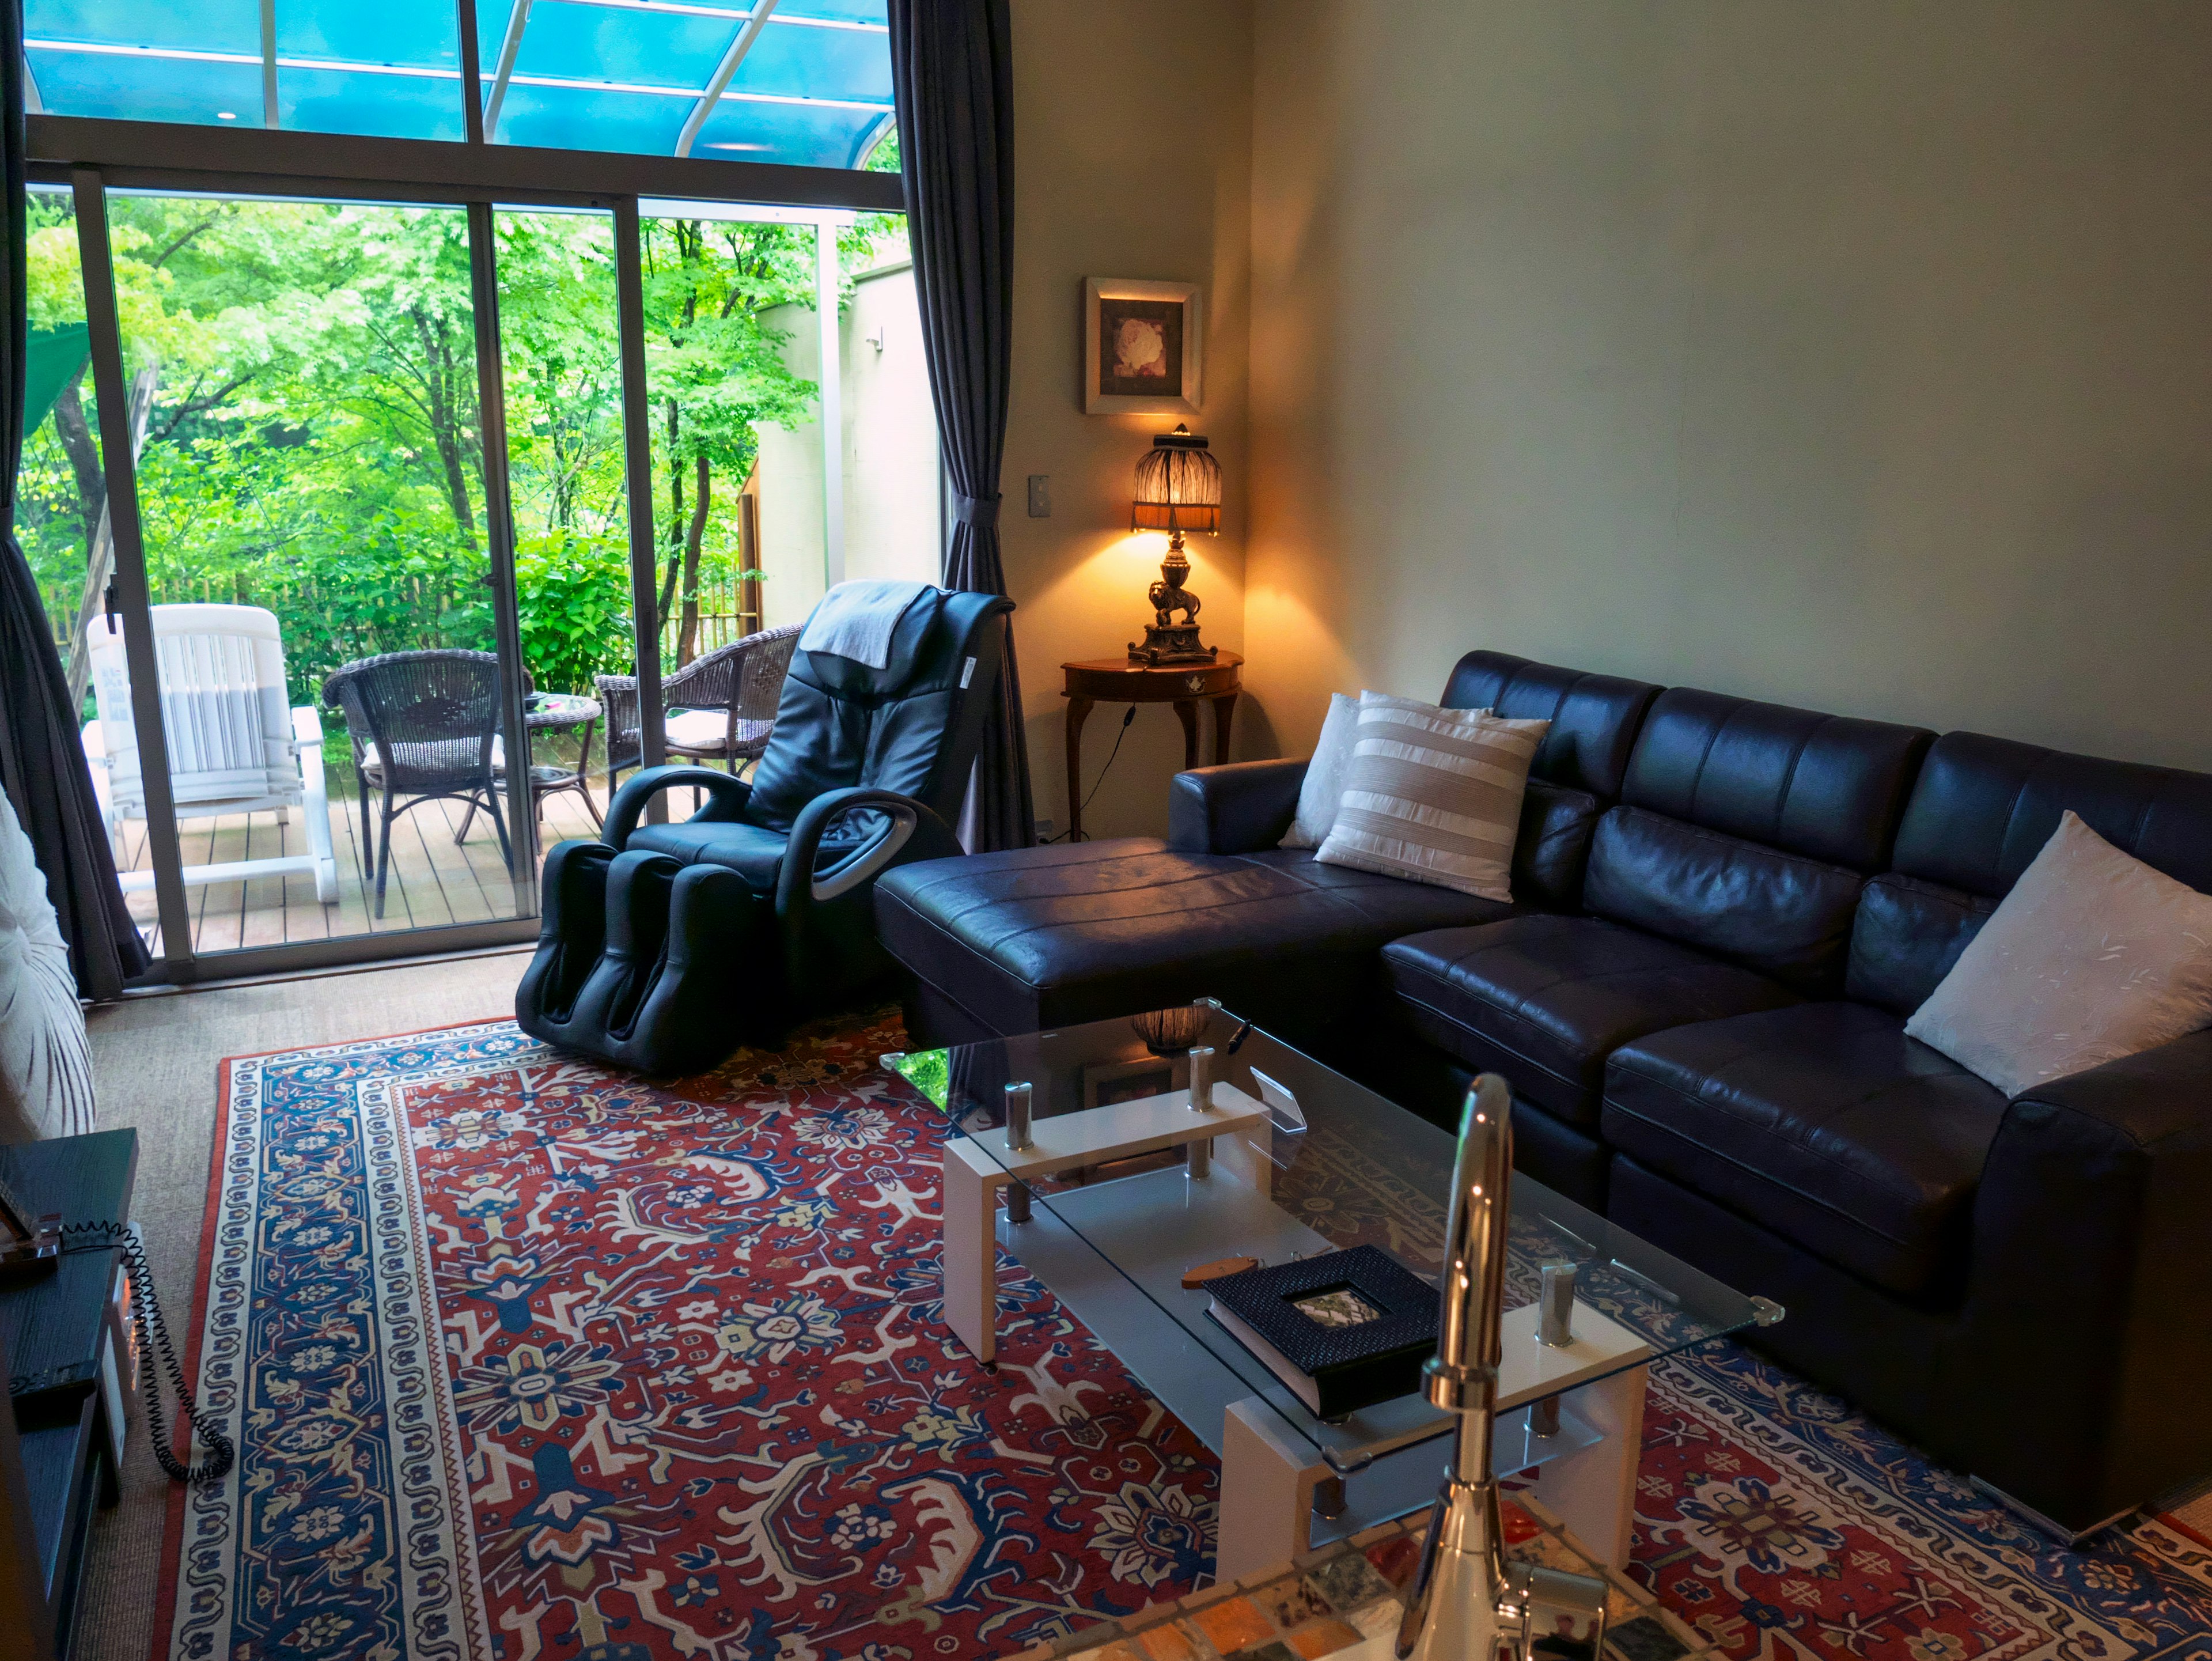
[1085,278,1203,416]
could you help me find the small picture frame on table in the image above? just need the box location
[1081,1053,1183,1109]
[1085,278,1203,416]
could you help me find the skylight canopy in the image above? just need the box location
[24,0,896,169]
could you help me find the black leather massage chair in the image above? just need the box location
[516,587,1013,1073]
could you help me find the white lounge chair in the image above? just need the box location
[81,603,339,905]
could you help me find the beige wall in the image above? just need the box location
[1003,0,1254,841]
[1245,2,2212,771]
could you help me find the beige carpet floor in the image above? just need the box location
[73,948,532,1661]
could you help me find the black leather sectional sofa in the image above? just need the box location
[873,650,2212,1538]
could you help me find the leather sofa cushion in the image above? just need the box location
[1892,730,2212,898]
[1846,873,1997,1016]
[627,819,791,891]
[1382,915,1800,1127]
[1515,781,1603,913]
[1440,649,1660,800]
[1603,1002,2010,1298]
[874,837,1513,1039]
[1583,805,1865,996]
[1622,688,1933,871]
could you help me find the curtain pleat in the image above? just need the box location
[888,0,1036,852]
[0,9,151,998]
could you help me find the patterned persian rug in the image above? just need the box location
[154,1013,2212,1660]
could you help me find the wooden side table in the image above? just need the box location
[1062,650,1244,841]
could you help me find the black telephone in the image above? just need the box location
[0,1168,233,1486]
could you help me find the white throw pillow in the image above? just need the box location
[1312,693,1548,903]
[1278,693,1362,849]
[1906,811,2212,1095]
[1279,691,1495,849]
[0,789,96,1144]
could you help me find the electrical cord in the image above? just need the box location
[1043,705,1138,843]
[27,1223,237,1486]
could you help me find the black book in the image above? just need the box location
[1205,1245,1440,1420]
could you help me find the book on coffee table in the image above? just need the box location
[1205,1244,1440,1420]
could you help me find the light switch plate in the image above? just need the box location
[1027,474,1051,517]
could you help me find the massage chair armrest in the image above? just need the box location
[604,765,753,846]
[1168,758,1308,854]
[1950,1030,2212,1527]
[776,787,963,919]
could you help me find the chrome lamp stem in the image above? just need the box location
[1396,1076,1610,1661]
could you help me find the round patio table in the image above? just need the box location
[523,693,603,828]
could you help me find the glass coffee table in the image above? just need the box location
[885,1003,1782,1581]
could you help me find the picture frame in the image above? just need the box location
[1085,277,1203,416]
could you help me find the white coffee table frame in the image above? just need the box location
[939,1083,1654,1579]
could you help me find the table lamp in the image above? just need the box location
[1128,424,1221,665]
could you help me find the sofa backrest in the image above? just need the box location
[1585,688,1934,995]
[1847,732,2212,1013]
[1441,649,1659,799]
[1441,650,1661,911]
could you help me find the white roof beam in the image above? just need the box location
[675,0,777,160]
[483,0,534,141]
[259,0,279,126]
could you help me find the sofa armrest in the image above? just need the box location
[1168,759,1307,855]
[1947,1030,2212,1528]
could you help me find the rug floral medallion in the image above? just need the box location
[157,1016,2212,1661]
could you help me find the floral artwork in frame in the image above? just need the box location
[1085,278,1203,416]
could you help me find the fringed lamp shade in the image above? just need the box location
[1125,425,1222,666]
[1130,425,1221,536]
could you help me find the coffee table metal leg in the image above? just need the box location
[1218,1398,1332,1583]
[1526,1364,1646,1570]
[943,1140,1004,1365]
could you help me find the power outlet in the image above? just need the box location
[1027,474,1051,517]
[1034,818,1057,842]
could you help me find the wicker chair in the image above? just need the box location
[596,625,800,794]
[323,649,510,919]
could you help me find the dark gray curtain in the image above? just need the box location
[0,10,150,998]
[888,0,1035,852]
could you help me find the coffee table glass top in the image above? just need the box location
[886,1002,1778,1473]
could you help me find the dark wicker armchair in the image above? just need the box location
[596,625,800,794]
[323,649,510,918]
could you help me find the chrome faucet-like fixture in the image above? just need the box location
[1396,1076,1611,1661]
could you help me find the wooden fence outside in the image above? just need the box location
[43,569,766,668]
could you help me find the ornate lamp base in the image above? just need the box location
[1128,534,1219,667]
[1128,623,1218,667]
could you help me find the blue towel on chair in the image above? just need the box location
[798,580,933,669]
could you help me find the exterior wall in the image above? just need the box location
[754,259,942,634]
[1245,2,2212,771]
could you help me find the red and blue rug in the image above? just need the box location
[154,1013,2212,1660]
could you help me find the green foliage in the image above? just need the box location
[17,189,897,711]
[514,535,635,696]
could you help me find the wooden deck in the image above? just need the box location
[115,766,611,959]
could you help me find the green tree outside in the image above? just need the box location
[17,181,903,722]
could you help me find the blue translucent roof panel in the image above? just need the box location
[493,81,684,156]
[28,0,895,165]
[730,18,889,105]
[690,97,887,169]
[26,0,257,58]
[278,0,461,73]
[25,43,265,126]
[777,1,888,23]
[281,67,469,143]
[508,3,726,94]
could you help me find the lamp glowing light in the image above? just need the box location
[1126,425,1222,666]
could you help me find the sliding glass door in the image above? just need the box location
[41,167,927,984]
[84,190,531,957]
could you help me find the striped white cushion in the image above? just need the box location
[1313,693,1549,902]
